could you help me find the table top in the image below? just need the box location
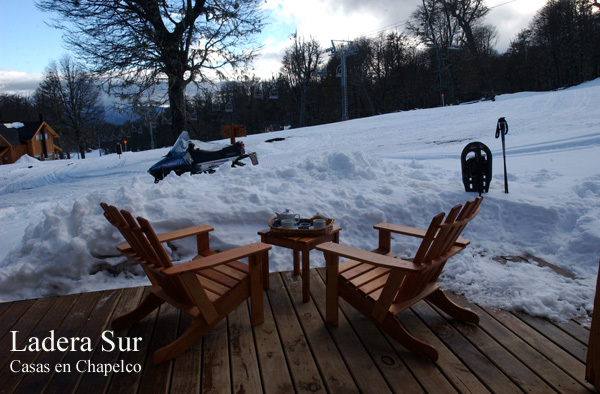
[258,226,342,244]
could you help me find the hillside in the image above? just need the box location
[1,79,599,322]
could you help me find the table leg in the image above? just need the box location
[293,249,300,276]
[302,248,310,303]
[262,250,270,290]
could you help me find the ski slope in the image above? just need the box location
[1,79,599,323]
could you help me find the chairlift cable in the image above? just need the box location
[489,0,519,9]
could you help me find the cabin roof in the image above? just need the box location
[0,121,59,146]
[0,125,21,146]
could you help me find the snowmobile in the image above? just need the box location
[148,131,258,183]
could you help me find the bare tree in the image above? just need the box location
[408,0,462,105]
[281,34,323,127]
[34,56,105,159]
[36,0,265,139]
[440,0,495,91]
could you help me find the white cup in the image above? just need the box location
[313,219,326,229]
[282,219,296,229]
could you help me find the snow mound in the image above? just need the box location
[14,154,39,166]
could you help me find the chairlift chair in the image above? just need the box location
[268,88,279,100]
[187,108,198,121]
[212,102,220,112]
[225,100,233,112]
[312,68,328,77]
[254,86,263,99]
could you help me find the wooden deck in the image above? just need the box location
[0,268,595,393]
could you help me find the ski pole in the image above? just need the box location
[495,117,509,193]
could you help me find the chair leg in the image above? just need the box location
[249,253,265,326]
[152,316,210,365]
[381,313,439,362]
[112,292,164,330]
[426,289,479,325]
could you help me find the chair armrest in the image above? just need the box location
[373,222,470,247]
[117,224,214,253]
[316,242,425,272]
[163,242,271,275]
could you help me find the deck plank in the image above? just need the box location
[228,301,263,394]
[303,268,394,394]
[73,286,145,394]
[105,289,159,394]
[201,318,230,393]
[312,268,417,393]
[483,306,593,390]
[0,269,594,394]
[315,267,454,394]
[0,298,36,339]
[516,312,589,362]
[412,301,523,393]
[390,301,490,394]
[253,289,295,394]
[138,302,179,393]
[267,273,326,393]
[170,312,202,393]
[1,294,78,393]
[16,291,103,394]
[550,319,591,345]
[0,297,57,371]
[281,270,358,393]
[432,303,557,393]
[448,292,590,393]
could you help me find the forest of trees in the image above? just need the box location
[1,0,598,155]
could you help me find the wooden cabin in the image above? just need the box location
[0,121,61,165]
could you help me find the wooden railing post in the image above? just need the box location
[586,259,600,390]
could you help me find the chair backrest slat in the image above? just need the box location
[138,217,174,269]
[394,197,482,303]
[100,203,194,305]
[412,213,445,264]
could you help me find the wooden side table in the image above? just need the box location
[258,226,342,302]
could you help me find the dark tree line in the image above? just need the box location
[498,0,600,91]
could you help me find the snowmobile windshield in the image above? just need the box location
[169,131,192,156]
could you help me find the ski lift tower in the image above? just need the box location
[329,40,356,121]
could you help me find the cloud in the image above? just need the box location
[0,70,43,96]
[252,0,548,78]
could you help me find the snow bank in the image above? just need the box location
[1,79,599,324]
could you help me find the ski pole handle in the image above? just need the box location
[495,117,508,138]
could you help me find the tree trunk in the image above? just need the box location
[168,75,187,140]
[299,85,307,127]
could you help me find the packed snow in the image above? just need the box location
[1,79,599,324]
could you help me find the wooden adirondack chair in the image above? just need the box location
[100,203,271,365]
[316,197,482,362]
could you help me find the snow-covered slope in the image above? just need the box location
[1,79,599,323]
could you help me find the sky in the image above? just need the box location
[0,0,548,96]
